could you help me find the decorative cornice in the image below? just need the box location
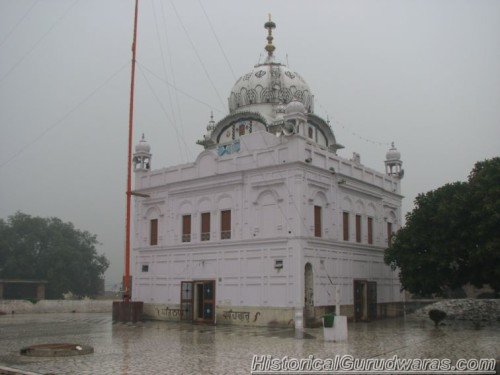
[169,176,244,196]
[142,199,165,206]
[251,177,285,189]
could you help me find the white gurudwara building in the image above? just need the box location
[131,17,405,327]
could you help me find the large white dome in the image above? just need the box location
[228,63,314,114]
[198,16,343,155]
[227,15,314,119]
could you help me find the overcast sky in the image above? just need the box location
[1,0,499,288]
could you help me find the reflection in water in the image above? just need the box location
[0,314,497,374]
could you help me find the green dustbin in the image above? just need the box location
[323,313,334,327]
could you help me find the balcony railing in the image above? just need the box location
[182,234,191,243]
[201,232,210,241]
[220,230,231,240]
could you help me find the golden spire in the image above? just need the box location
[264,14,276,57]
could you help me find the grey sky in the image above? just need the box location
[1,0,499,288]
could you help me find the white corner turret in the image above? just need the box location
[282,98,307,135]
[385,142,403,178]
[133,134,152,172]
[204,111,216,139]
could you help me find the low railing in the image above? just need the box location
[201,232,210,241]
[220,230,231,240]
[182,234,191,243]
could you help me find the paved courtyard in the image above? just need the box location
[0,313,498,374]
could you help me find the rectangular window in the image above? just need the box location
[201,212,210,241]
[314,206,322,237]
[367,217,373,245]
[150,219,158,246]
[182,215,191,242]
[221,210,231,239]
[343,212,349,241]
[387,222,393,244]
[355,215,362,243]
[142,264,149,272]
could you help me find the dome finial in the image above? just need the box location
[206,111,215,132]
[264,14,276,58]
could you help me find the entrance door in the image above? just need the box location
[180,280,215,324]
[354,280,378,322]
[367,281,377,321]
[180,281,193,321]
[193,280,215,324]
[304,263,314,326]
[354,280,366,322]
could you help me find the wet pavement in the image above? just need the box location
[0,313,498,374]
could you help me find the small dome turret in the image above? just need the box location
[206,111,216,132]
[386,142,401,161]
[285,98,306,115]
[133,134,152,172]
[385,142,403,178]
[135,133,151,154]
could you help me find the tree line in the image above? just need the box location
[0,212,109,299]
[385,157,499,296]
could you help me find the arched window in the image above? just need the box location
[314,206,322,237]
[150,219,158,245]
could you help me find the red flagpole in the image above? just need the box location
[123,0,139,302]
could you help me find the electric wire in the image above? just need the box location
[0,0,40,49]
[196,0,237,81]
[160,0,189,159]
[0,60,129,169]
[137,60,223,114]
[151,0,187,162]
[137,63,193,161]
[317,102,391,147]
[169,1,226,110]
[0,0,79,87]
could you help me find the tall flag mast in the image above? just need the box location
[123,0,139,302]
[113,0,143,322]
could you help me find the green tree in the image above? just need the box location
[384,157,500,296]
[467,158,500,291]
[0,212,109,299]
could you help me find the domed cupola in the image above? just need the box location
[386,142,401,161]
[198,15,343,155]
[285,98,307,116]
[133,134,152,172]
[385,142,404,178]
[280,97,308,136]
[228,15,314,121]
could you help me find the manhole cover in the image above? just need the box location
[20,343,93,357]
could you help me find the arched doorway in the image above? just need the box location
[304,263,314,326]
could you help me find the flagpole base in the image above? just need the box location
[112,301,143,323]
